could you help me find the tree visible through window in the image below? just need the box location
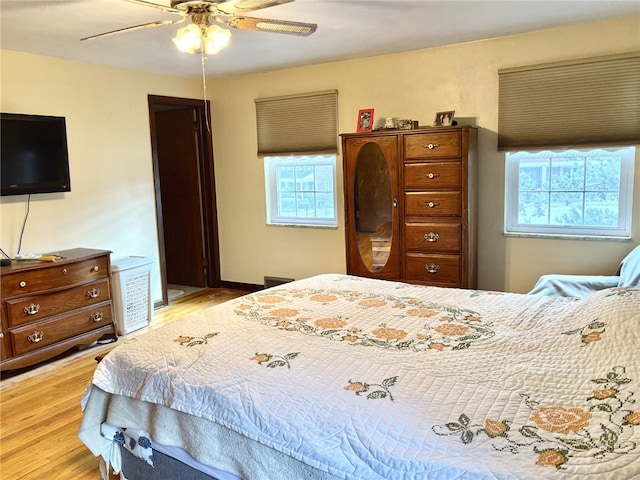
[505,147,635,238]
[265,155,337,227]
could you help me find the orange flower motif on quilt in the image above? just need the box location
[372,327,407,341]
[314,318,348,329]
[535,449,568,467]
[358,299,388,308]
[257,295,285,304]
[530,406,592,434]
[434,324,470,337]
[310,294,338,303]
[406,308,438,318]
[270,308,300,318]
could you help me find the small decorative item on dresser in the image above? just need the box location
[396,119,414,130]
[357,108,374,133]
[434,110,455,127]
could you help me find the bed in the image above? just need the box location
[78,273,640,479]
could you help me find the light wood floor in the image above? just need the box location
[0,287,248,480]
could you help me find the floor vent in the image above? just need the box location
[264,276,294,289]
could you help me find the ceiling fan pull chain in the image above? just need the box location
[201,50,211,132]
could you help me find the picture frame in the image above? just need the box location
[433,110,455,127]
[357,108,375,133]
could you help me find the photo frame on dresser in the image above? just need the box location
[434,110,455,127]
[357,108,374,133]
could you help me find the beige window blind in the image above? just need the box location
[255,90,338,156]
[498,52,640,151]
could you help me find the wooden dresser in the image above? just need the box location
[0,248,116,371]
[341,126,478,288]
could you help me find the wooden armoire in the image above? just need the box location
[341,125,478,288]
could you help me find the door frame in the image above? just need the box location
[148,94,221,306]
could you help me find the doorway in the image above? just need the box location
[148,95,221,306]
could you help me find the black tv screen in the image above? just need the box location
[1,113,71,196]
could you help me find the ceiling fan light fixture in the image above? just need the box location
[173,23,203,54]
[203,24,231,54]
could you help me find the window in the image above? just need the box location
[264,155,337,227]
[505,147,635,238]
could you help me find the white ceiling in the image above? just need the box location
[1,0,638,78]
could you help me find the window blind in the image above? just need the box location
[498,52,640,151]
[255,90,338,156]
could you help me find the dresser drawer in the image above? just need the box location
[404,162,461,189]
[5,279,111,328]
[405,131,460,159]
[1,256,109,298]
[405,223,461,252]
[404,192,461,216]
[405,253,461,285]
[9,302,113,356]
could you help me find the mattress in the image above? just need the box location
[79,273,640,479]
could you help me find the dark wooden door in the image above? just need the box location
[155,108,206,287]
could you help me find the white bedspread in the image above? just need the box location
[82,274,640,479]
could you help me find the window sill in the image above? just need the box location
[503,232,633,242]
[266,222,338,229]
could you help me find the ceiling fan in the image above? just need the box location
[82,0,317,55]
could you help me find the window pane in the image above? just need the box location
[518,191,549,224]
[277,166,295,191]
[585,191,619,226]
[278,192,296,216]
[550,192,583,225]
[550,157,584,191]
[586,155,620,191]
[519,158,549,191]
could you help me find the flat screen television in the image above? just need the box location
[1,113,71,196]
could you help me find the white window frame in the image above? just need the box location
[264,154,338,228]
[505,147,635,239]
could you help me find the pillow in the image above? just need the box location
[618,245,640,287]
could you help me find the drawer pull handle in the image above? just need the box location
[0,331,4,339]
[425,201,440,208]
[19,281,27,288]
[424,143,439,150]
[425,263,440,274]
[92,266,99,272]
[87,288,101,299]
[424,232,440,243]
[91,312,104,322]
[24,303,40,315]
[62,268,68,275]
[426,172,440,179]
[27,331,44,343]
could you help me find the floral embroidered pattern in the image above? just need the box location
[234,287,492,351]
[562,319,605,345]
[175,333,219,347]
[432,366,638,470]
[250,352,299,369]
[345,376,398,402]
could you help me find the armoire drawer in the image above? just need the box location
[404,192,461,216]
[405,223,461,252]
[5,279,111,328]
[404,131,461,159]
[404,253,461,285]
[404,162,461,190]
[1,256,110,298]
[9,302,114,356]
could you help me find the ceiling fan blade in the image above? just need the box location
[123,0,182,14]
[81,17,186,41]
[219,16,317,36]
[216,0,294,15]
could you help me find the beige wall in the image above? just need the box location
[209,15,640,292]
[2,15,639,302]
[0,51,202,301]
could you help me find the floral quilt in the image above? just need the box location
[87,274,640,479]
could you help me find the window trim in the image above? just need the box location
[264,154,338,228]
[504,147,635,239]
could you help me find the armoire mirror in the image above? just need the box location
[354,142,393,272]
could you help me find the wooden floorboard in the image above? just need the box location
[0,287,247,480]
